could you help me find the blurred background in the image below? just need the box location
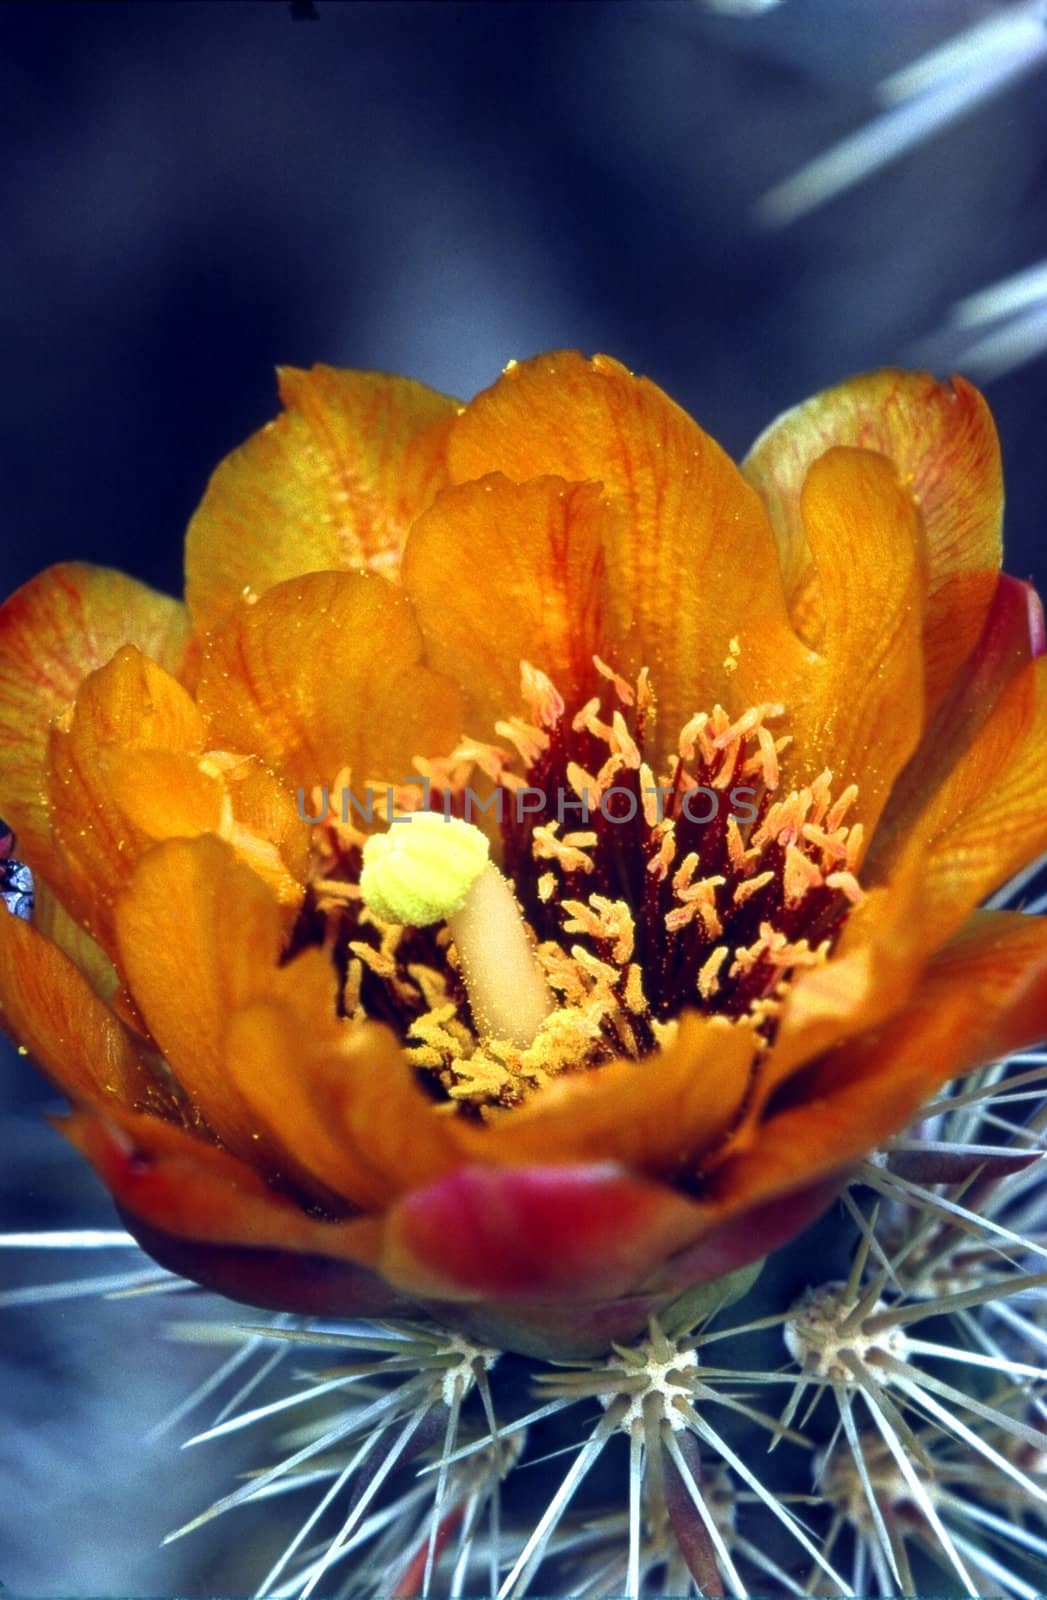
[2,1,1047,1592]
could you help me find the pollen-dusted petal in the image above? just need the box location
[882,654,1047,950]
[0,563,188,874]
[30,879,119,1002]
[869,574,1046,875]
[743,369,1002,710]
[195,571,464,796]
[63,1110,386,1280]
[734,874,927,1127]
[221,755,313,890]
[103,749,308,908]
[102,749,224,838]
[185,367,457,632]
[380,1162,705,1303]
[478,1013,756,1176]
[647,913,1047,1292]
[709,908,1047,1228]
[113,835,286,1162]
[403,475,622,731]
[0,911,167,1116]
[47,645,208,943]
[226,989,467,1212]
[446,352,808,751]
[785,448,926,832]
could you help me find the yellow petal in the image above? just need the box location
[0,911,169,1117]
[47,646,206,943]
[869,576,1044,875]
[477,1012,757,1176]
[403,475,624,733]
[0,564,188,873]
[113,835,286,1160]
[195,571,464,793]
[185,366,457,632]
[225,988,465,1212]
[783,448,926,834]
[738,909,1047,1184]
[743,370,1002,710]
[881,654,1047,949]
[447,351,808,759]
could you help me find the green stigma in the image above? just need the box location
[359,812,490,926]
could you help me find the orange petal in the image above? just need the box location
[113,835,286,1160]
[735,873,926,1129]
[195,571,464,793]
[225,981,466,1212]
[0,564,188,874]
[881,654,1047,950]
[105,749,309,908]
[783,448,926,832]
[0,911,169,1116]
[478,1012,757,1176]
[64,1110,385,1273]
[403,475,624,733]
[752,657,1047,1113]
[103,748,223,836]
[219,755,313,897]
[728,909,1047,1192]
[30,878,119,1002]
[743,369,1002,710]
[869,575,1045,876]
[447,351,808,756]
[657,908,1047,1286]
[185,366,457,632]
[46,646,206,943]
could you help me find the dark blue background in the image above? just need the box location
[2,2,1046,1592]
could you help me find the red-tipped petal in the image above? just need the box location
[381,1162,702,1303]
[117,1212,413,1318]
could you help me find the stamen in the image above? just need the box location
[305,655,867,1116]
[360,814,554,1048]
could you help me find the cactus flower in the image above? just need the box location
[1,352,1045,1359]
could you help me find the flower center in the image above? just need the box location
[300,657,864,1116]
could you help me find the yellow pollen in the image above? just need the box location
[698,945,730,1000]
[624,963,647,1014]
[826,783,859,831]
[678,712,708,763]
[532,823,596,874]
[572,697,615,743]
[672,850,700,895]
[593,654,636,705]
[783,842,824,907]
[733,869,775,906]
[520,661,564,728]
[567,761,597,803]
[826,870,864,905]
[639,762,660,826]
[495,716,549,767]
[647,823,678,881]
[610,710,642,768]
